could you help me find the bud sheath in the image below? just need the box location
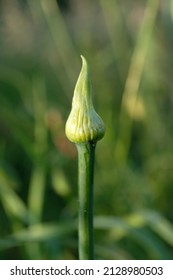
[65,55,105,143]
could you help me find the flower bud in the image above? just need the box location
[65,56,105,143]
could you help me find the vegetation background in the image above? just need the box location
[1,0,173,260]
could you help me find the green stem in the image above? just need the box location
[76,142,96,260]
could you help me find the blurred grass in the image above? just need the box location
[0,0,173,259]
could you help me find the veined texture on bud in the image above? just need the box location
[65,55,105,143]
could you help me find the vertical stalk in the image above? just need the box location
[115,0,160,166]
[77,143,95,260]
[65,56,105,260]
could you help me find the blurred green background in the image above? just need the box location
[1,0,173,260]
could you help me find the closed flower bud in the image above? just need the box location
[65,55,105,143]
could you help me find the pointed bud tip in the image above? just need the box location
[80,55,86,64]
